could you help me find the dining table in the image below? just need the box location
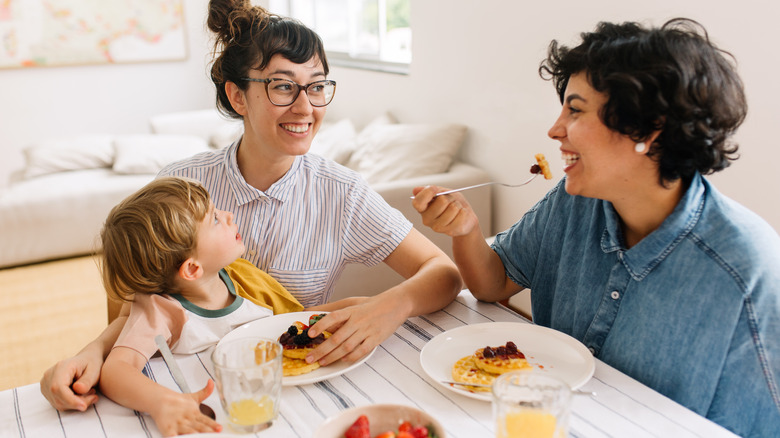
[1,290,739,438]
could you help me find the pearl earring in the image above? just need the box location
[635,142,647,153]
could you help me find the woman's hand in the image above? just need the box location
[411,185,481,237]
[305,294,409,366]
[41,305,130,411]
[148,380,222,437]
[412,185,518,302]
[306,228,461,366]
[40,352,102,411]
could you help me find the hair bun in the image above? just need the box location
[207,0,269,44]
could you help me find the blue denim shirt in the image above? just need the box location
[492,174,780,437]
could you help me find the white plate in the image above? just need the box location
[218,311,375,386]
[420,322,595,401]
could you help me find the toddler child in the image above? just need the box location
[98,177,354,436]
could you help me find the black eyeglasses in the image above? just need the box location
[241,77,337,107]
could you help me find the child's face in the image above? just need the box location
[195,203,245,271]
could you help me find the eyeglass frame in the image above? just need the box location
[240,77,337,107]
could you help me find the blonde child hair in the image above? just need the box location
[100,177,210,302]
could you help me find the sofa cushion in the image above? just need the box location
[209,122,244,149]
[308,118,358,165]
[22,135,115,179]
[0,169,156,268]
[347,122,467,184]
[149,109,243,148]
[113,135,210,174]
[343,113,397,170]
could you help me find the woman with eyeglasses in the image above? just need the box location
[414,18,779,437]
[40,0,461,414]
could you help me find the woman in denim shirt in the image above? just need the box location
[414,18,779,437]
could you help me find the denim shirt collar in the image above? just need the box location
[601,173,706,281]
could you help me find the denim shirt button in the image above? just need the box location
[611,290,620,300]
[588,347,596,355]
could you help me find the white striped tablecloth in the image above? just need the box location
[1,290,738,438]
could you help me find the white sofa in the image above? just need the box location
[0,109,492,298]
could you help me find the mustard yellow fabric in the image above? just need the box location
[224,258,304,314]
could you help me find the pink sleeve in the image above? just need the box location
[112,294,188,360]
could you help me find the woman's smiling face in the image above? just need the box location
[240,54,328,158]
[547,72,641,201]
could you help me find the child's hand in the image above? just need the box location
[149,379,222,437]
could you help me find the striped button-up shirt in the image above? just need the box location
[159,141,412,307]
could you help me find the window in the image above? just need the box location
[268,0,411,74]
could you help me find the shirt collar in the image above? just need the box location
[223,139,302,206]
[170,269,244,318]
[264,155,301,203]
[601,173,706,280]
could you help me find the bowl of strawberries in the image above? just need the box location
[314,404,445,438]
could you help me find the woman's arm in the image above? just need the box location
[306,227,462,366]
[100,347,220,437]
[40,303,131,411]
[412,184,522,301]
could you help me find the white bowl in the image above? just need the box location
[314,404,446,438]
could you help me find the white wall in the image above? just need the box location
[0,0,214,179]
[326,0,780,235]
[2,0,778,235]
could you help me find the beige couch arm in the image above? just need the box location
[331,162,492,301]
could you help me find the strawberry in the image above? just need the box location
[345,415,370,438]
[410,426,431,438]
[398,421,412,433]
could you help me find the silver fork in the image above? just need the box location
[441,380,596,396]
[411,173,538,199]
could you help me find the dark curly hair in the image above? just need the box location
[539,18,746,185]
[207,0,329,119]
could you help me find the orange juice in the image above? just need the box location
[228,395,275,426]
[497,410,560,438]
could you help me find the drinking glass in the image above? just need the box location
[212,337,283,433]
[492,372,571,438]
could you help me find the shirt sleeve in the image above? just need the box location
[703,303,780,436]
[341,177,413,266]
[113,294,188,360]
[492,180,566,289]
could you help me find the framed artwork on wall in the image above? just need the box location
[0,0,188,69]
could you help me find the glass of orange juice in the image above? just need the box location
[212,337,283,433]
[492,372,571,438]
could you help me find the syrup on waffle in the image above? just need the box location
[473,341,531,375]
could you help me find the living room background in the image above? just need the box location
[1,0,777,235]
